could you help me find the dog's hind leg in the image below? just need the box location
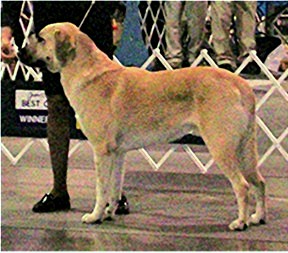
[239,122,266,226]
[199,114,250,231]
[248,179,266,226]
[82,151,115,224]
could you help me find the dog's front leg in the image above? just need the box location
[104,152,125,219]
[82,152,114,224]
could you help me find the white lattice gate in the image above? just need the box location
[2,1,288,171]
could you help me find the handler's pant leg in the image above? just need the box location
[47,93,71,197]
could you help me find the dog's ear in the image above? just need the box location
[54,29,76,66]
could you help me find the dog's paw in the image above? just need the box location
[81,213,102,224]
[248,213,266,226]
[229,219,248,231]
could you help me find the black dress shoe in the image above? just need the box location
[32,193,71,213]
[115,195,130,215]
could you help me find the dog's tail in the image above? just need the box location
[236,80,258,172]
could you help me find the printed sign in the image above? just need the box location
[2,79,86,139]
[18,114,48,124]
[15,89,48,110]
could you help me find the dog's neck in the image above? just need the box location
[60,32,123,96]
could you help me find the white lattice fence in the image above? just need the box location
[138,1,166,54]
[2,48,287,170]
[1,1,288,171]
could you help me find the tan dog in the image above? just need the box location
[20,22,266,231]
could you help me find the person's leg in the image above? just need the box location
[211,1,236,70]
[164,1,184,68]
[32,71,71,213]
[185,1,207,65]
[235,1,257,61]
[47,94,71,197]
[234,1,260,74]
[32,92,71,212]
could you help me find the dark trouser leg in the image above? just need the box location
[47,93,71,197]
[32,93,71,212]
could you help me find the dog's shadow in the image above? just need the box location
[116,219,230,233]
[71,207,230,233]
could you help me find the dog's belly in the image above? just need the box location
[117,123,199,151]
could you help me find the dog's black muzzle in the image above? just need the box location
[18,47,47,69]
[18,32,47,69]
[17,47,33,65]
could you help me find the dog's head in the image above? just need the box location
[18,22,78,73]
